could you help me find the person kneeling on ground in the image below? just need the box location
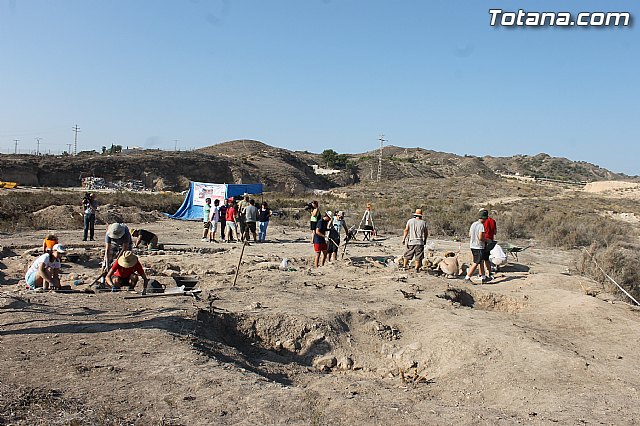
[131,229,159,250]
[438,252,460,278]
[402,209,428,272]
[105,251,149,293]
[42,233,59,253]
[25,244,66,291]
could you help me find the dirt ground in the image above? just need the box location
[1,219,640,425]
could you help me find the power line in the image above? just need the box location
[377,134,385,183]
[72,124,80,155]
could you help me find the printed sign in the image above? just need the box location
[192,182,226,206]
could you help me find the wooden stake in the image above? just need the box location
[233,241,247,287]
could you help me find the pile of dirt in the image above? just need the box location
[31,204,165,229]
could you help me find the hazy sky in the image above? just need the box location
[0,1,637,174]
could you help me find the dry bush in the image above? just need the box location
[578,242,640,301]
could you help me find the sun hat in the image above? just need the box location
[325,211,333,219]
[479,209,489,219]
[413,209,423,217]
[52,243,66,254]
[118,251,138,268]
[107,223,126,239]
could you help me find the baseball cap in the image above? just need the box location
[52,244,66,254]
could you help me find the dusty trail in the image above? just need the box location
[1,220,639,425]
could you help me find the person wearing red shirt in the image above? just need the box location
[480,209,497,280]
[106,251,149,292]
[224,198,239,243]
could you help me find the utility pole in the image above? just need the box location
[13,139,19,154]
[67,143,72,154]
[173,139,179,151]
[36,137,42,155]
[72,124,80,155]
[376,134,385,183]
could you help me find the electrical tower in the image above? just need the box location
[67,143,72,154]
[72,124,80,155]
[36,137,42,155]
[13,139,19,154]
[376,134,386,183]
[174,139,179,151]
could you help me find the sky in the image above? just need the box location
[0,0,638,174]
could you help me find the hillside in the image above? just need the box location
[0,141,633,192]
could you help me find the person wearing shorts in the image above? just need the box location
[244,199,258,243]
[465,211,488,284]
[105,251,149,293]
[313,212,330,268]
[208,199,221,243]
[225,199,239,242]
[25,244,66,290]
[402,209,428,272]
[480,209,497,279]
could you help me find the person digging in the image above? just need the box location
[25,244,66,291]
[131,228,160,250]
[105,251,150,293]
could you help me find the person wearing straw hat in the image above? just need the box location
[104,223,132,268]
[25,243,66,290]
[401,209,428,272]
[105,250,149,292]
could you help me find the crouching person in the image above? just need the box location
[131,229,159,250]
[25,244,66,290]
[106,251,149,293]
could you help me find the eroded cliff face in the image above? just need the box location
[0,148,333,193]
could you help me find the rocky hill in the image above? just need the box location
[0,140,633,192]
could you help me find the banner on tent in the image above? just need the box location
[192,182,226,206]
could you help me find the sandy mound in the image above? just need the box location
[584,181,640,193]
[31,204,165,229]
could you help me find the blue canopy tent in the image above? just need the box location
[168,182,263,220]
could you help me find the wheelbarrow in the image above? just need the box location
[500,243,531,261]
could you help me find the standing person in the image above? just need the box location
[42,233,59,253]
[25,244,66,291]
[244,199,259,243]
[313,212,331,268]
[480,209,497,279]
[401,209,428,272]
[361,203,375,240]
[218,202,227,241]
[104,223,132,270]
[208,199,221,243]
[257,201,272,242]
[465,211,488,284]
[201,198,212,242]
[327,211,348,262]
[237,194,250,242]
[105,251,150,293]
[82,192,98,241]
[225,198,239,243]
[309,201,320,242]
